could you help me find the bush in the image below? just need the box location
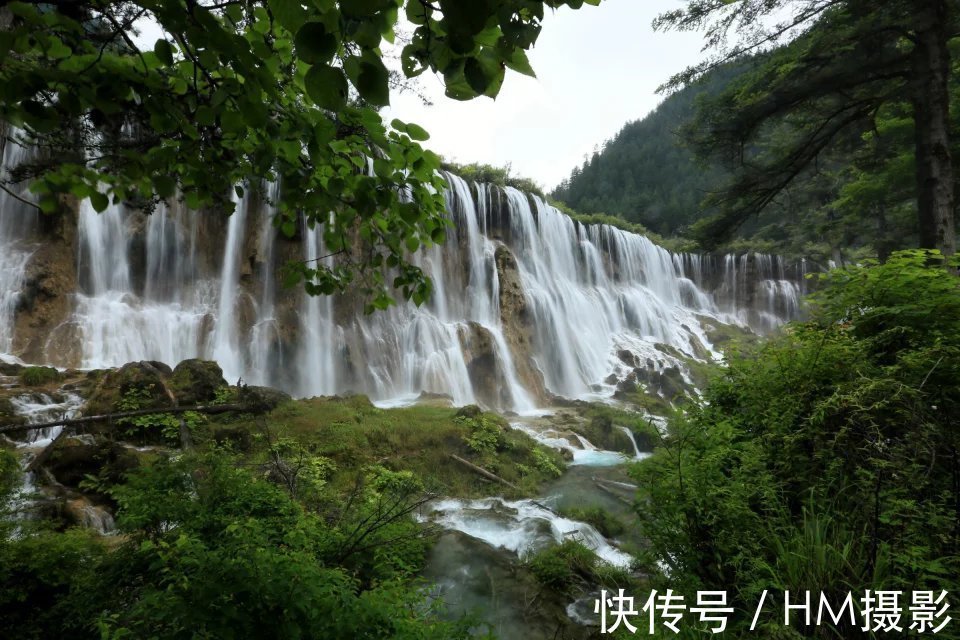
[632,250,960,636]
[526,540,632,595]
[19,367,61,387]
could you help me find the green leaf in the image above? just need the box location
[464,57,491,94]
[440,0,491,36]
[90,191,109,213]
[345,53,390,106]
[268,0,308,32]
[304,64,348,110]
[295,22,338,64]
[195,105,216,126]
[221,110,244,133]
[154,175,176,199]
[154,38,174,65]
[404,123,429,141]
[504,49,536,77]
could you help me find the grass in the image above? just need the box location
[19,367,62,387]
[202,395,567,499]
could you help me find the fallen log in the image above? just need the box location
[449,454,520,490]
[447,454,558,514]
[0,404,246,436]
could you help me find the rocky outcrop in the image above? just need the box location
[494,245,547,404]
[13,195,79,365]
[84,360,176,417]
[458,322,508,409]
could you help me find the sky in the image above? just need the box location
[385,0,707,192]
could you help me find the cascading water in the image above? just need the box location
[417,497,633,567]
[0,133,39,358]
[0,160,807,409]
[3,390,85,530]
[297,218,338,397]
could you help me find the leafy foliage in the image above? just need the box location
[0,451,472,639]
[0,0,600,306]
[631,250,960,637]
[115,384,203,443]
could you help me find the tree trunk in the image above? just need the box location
[911,0,956,255]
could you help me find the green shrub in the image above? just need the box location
[526,540,632,595]
[632,250,960,636]
[19,367,61,387]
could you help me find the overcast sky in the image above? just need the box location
[385,0,706,192]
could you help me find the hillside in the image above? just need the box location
[552,38,959,264]
[551,66,737,238]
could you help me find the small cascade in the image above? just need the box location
[417,497,633,568]
[9,392,83,448]
[511,422,629,467]
[617,425,647,460]
[4,391,84,530]
[70,499,117,536]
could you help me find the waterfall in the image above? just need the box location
[297,219,338,397]
[210,192,249,382]
[248,184,282,387]
[73,198,213,370]
[0,158,808,409]
[0,134,39,357]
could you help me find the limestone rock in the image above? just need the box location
[457,322,508,409]
[494,245,548,404]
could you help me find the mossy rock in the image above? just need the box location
[455,404,482,419]
[44,437,143,495]
[0,361,23,376]
[84,361,174,416]
[170,359,226,405]
[239,385,292,413]
[0,398,26,427]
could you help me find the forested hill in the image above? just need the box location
[552,29,959,264]
[550,66,737,238]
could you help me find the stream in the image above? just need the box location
[416,415,648,638]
